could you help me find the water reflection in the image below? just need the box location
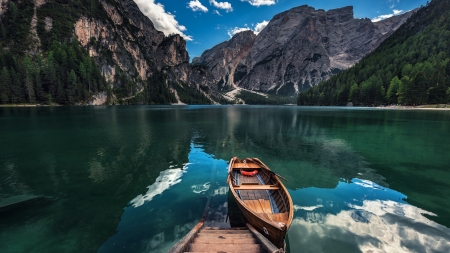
[191,182,211,194]
[200,106,388,190]
[98,143,229,253]
[1,106,449,253]
[289,178,450,253]
[130,163,189,208]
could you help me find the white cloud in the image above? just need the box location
[241,0,276,6]
[254,20,268,34]
[210,0,233,12]
[214,10,222,16]
[227,26,252,38]
[188,0,208,12]
[372,9,404,22]
[372,14,394,22]
[227,20,269,38]
[134,0,193,41]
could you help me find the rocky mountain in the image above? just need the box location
[0,0,216,105]
[193,5,414,95]
[298,0,450,107]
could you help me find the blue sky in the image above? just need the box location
[133,0,428,60]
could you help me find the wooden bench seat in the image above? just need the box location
[232,163,261,169]
[232,184,280,190]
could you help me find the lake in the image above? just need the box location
[1,105,449,253]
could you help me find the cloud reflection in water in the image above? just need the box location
[191,182,210,194]
[130,163,190,208]
[289,178,450,253]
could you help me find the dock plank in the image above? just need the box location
[193,237,257,244]
[189,243,261,252]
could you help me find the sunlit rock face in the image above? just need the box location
[192,30,256,89]
[73,0,166,84]
[195,5,414,95]
[72,0,216,100]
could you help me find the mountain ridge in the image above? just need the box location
[297,0,450,106]
[0,1,418,105]
[0,0,216,105]
[193,5,414,96]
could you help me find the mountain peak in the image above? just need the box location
[194,4,414,95]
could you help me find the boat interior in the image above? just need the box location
[230,160,289,224]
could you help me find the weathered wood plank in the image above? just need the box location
[189,243,261,252]
[259,199,272,214]
[193,237,257,244]
[270,212,289,222]
[246,200,264,213]
[199,230,251,234]
[234,185,280,190]
[246,223,284,253]
[167,221,204,253]
[196,233,255,238]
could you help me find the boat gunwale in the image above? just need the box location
[227,157,293,231]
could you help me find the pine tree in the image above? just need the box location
[9,68,24,103]
[23,55,36,103]
[414,72,428,104]
[397,76,412,105]
[67,69,78,103]
[0,67,11,103]
[348,83,359,104]
[386,76,401,104]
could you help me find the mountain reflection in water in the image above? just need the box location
[1,106,449,253]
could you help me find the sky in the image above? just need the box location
[133,0,429,60]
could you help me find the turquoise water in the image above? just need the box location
[0,106,449,253]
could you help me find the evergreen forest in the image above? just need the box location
[236,91,297,105]
[297,0,450,106]
[0,0,207,105]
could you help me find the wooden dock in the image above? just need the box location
[168,222,283,253]
[168,158,285,253]
[0,195,55,213]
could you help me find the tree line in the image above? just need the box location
[0,39,106,105]
[298,0,450,106]
[236,90,297,105]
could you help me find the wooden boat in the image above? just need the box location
[227,157,293,248]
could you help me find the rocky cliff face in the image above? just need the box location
[0,0,8,16]
[194,5,414,95]
[0,0,202,103]
[192,30,256,89]
[73,0,188,85]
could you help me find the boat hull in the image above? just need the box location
[229,187,287,248]
[227,157,293,249]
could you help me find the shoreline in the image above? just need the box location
[375,104,450,111]
[0,104,59,107]
[1,104,450,111]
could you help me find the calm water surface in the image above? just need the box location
[0,106,449,253]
